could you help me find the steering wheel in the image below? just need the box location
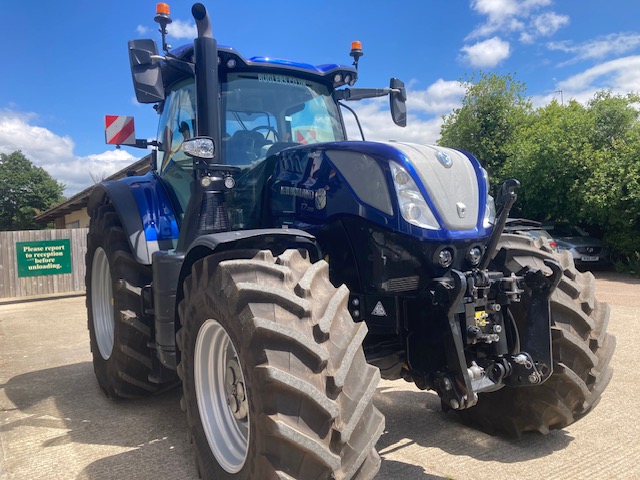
[250,125,279,142]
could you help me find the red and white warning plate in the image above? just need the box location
[105,115,136,146]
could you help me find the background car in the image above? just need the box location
[543,222,611,269]
[504,218,558,251]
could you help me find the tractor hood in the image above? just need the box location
[380,142,481,231]
[265,140,492,241]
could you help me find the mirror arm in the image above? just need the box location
[164,57,195,75]
[335,88,392,101]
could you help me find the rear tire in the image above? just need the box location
[177,250,384,479]
[459,234,616,436]
[86,201,170,398]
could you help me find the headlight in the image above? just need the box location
[482,168,496,228]
[390,162,440,230]
[183,137,215,159]
[467,246,483,265]
[438,248,454,268]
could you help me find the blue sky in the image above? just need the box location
[2,0,640,196]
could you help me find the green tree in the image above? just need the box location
[582,93,640,258]
[438,74,639,263]
[502,93,640,260]
[438,72,531,180]
[0,151,65,230]
[588,91,639,150]
[503,99,596,221]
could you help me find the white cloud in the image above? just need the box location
[0,110,75,164]
[343,98,444,145]
[136,25,150,36]
[468,0,567,43]
[0,110,139,197]
[470,0,520,34]
[460,37,511,67]
[167,19,197,40]
[409,79,467,114]
[548,33,640,65]
[530,55,640,106]
[469,0,549,37]
[531,12,569,37]
[519,32,535,44]
[557,55,640,93]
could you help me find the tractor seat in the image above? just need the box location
[226,130,273,165]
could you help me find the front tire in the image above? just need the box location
[177,250,384,479]
[86,201,170,398]
[459,234,616,436]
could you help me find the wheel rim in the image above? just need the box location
[195,319,250,473]
[91,247,114,360]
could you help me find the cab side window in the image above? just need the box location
[157,79,196,217]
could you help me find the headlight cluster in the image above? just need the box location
[467,246,483,265]
[482,168,496,228]
[433,244,484,269]
[390,162,440,230]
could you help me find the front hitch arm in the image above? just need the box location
[506,258,563,386]
[433,270,478,410]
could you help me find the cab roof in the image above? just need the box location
[164,43,358,89]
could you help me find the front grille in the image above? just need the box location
[382,276,420,293]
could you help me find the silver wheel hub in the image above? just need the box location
[226,359,248,421]
[91,247,114,360]
[194,319,250,473]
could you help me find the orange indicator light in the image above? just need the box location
[156,3,170,15]
[351,41,362,51]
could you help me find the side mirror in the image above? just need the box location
[390,78,407,127]
[128,39,165,103]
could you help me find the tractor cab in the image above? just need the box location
[123,24,406,235]
[154,69,350,220]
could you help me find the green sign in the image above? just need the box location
[16,239,72,277]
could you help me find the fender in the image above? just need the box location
[187,228,319,258]
[179,227,321,309]
[152,227,321,370]
[87,172,179,265]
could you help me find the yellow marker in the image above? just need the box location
[475,310,489,327]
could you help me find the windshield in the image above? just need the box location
[223,72,345,166]
[549,224,589,237]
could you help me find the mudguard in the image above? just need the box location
[152,227,321,370]
[87,172,179,265]
[187,228,318,255]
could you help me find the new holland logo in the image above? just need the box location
[437,150,453,168]
[371,301,387,317]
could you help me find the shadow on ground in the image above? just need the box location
[0,362,196,479]
[374,383,573,478]
[1,362,573,479]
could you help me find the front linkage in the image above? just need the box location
[428,258,562,411]
[417,179,563,411]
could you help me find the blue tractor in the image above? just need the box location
[86,3,615,479]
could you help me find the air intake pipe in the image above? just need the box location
[177,3,227,252]
[191,3,220,161]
